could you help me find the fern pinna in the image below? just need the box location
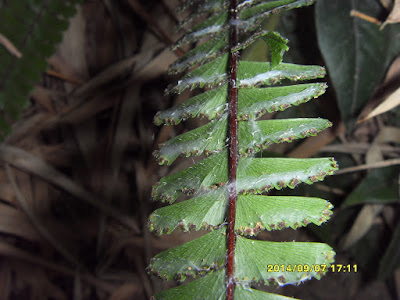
[149,0,337,299]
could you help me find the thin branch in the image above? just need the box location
[334,158,400,175]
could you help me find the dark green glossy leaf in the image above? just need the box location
[316,0,400,127]
[342,167,400,207]
[378,221,400,280]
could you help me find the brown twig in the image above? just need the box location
[46,69,84,85]
[350,9,382,25]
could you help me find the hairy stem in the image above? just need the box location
[227,0,239,299]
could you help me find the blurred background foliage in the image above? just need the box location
[0,0,399,299]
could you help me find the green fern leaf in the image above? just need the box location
[235,195,333,235]
[150,228,334,284]
[238,83,327,120]
[170,30,287,74]
[155,83,326,125]
[152,152,337,203]
[0,0,83,139]
[149,229,227,281]
[149,189,227,234]
[153,270,300,300]
[167,57,325,94]
[152,271,226,300]
[149,190,333,236]
[155,118,331,165]
[235,284,299,300]
[234,237,335,284]
[175,0,315,49]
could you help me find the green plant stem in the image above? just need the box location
[227,0,239,299]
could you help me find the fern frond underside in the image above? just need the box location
[149,0,336,299]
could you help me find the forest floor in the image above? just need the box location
[0,0,399,299]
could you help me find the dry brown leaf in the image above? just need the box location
[340,127,391,249]
[0,241,115,293]
[0,203,41,240]
[358,86,400,122]
[288,123,344,158]
[357,55,400,122]
[109,281,142,300]
[381,0,400,29]
[0,145,139,233]
[11,260,69,300]
[395,269,400,299]
[380,0,393,10]
[341,204,384,249]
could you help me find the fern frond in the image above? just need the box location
[0,0,82,139]
[149,0,337,298]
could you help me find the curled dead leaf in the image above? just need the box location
[358,86,400,123]
[381,0,400,29]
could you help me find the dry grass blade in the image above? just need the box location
[0,145,139,233]
[0,32,22,58]
[0,202,41,240]
[72,55,138,99]
[350,9,382,25]
[358,86,400,123]
[0,241,116,293]
[109,282,142,300]
[341,204,384,249]
[5,164,83,269]
[321,143,400,155]
[335,158,400,175]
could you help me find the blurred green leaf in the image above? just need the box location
[315,0,400,128]
[378,221,400,280]
[0,0,83,139]
[342,167,400,207]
